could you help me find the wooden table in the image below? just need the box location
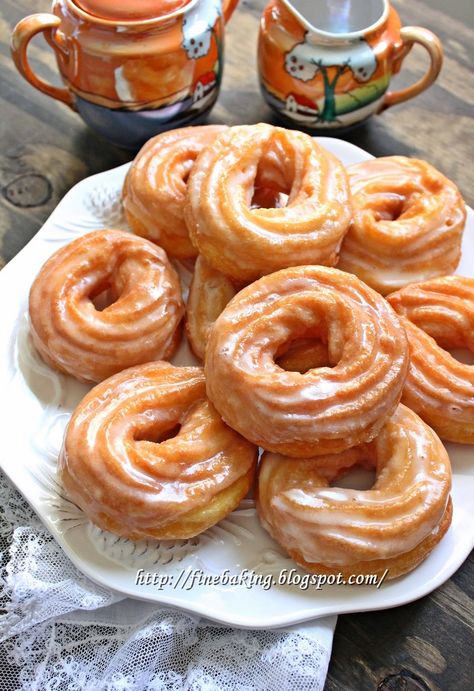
[0,1,472,689]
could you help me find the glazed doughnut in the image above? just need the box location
[59,362,258,540]
[257,405,452,580]
[185,123,352,282]
[122,125,227,259]
[205,266,408,457]
[29,229,184,383]
[388,276,474,443]
[338,156,466,295]
[186,256,237,361]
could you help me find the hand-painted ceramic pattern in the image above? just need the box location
[258,0,443,129]
[11,0,238,148]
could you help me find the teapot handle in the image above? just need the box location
[381,27,443,110]
[11,14,75,110]
[222,0,239,23]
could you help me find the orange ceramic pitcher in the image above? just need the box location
[11,0,239,147]
[258,0,443,129]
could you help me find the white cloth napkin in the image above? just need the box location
[0,472,336,691]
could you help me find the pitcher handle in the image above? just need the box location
[11,14,75,110]
[222,0,239,23]
[381,26,443,110]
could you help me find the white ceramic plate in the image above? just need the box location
[0,138,472,629]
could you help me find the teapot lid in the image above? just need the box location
[75,0,191,21]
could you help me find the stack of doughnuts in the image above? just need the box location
[28,123,470,582]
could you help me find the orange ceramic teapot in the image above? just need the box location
[258,0,443,129]
[11,0,238,148]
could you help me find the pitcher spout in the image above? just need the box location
[279,0,389,40]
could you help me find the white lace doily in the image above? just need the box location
[0,471,336,690]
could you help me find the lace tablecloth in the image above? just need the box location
[0,472,336,690]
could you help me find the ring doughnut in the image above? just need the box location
[388,276,474,443]
[186,256,237,360]
[123,125,227,259]
[205,266,408,457]
[338,156,466,295]
[257,405,452,579]
[59,362,258,540]
[185,123,352,283]
[29,229,184,383]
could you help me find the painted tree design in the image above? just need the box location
[315,61,349,122]
[285,36,378,122]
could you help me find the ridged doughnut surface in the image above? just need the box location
[388,276,474,443]
[205,266,408,456]
[185,123,352,282]
[338,156,466,295]
[123,125,227,259]
[59,362,258,540]
[186,256,237,361]
[257,405,452,579]
[29,229,184,383]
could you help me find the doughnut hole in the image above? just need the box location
[251,187,289,209]
[275,335,330,373]
[249,136,296,209]
[85,255,147,314]
[362,179,432,225]
[268,298,349,374]
[233,289,364,385]
[318,444,377,490]
[371,194,407,222]
[89,282,118,311]
[134,422,182,444]
[330,461,377,491]
[332,466,377,490]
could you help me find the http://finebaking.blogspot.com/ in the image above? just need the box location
[135,567,389,591]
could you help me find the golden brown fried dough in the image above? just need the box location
[29,229,184,383]
[60,362,258,540]
[388,275,474,443]
[185,123,352,282]
[205,266,408,457]
[257,405,452,579]
[338,156,466,295]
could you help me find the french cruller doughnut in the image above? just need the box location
[59,362,258,540]
[338,156,466,295]
[388,275,474,443]
[123,125,227,259]
[185,123,352,283]
[257,405,452,579]
[205,266,408,457]
[29,229,184,383]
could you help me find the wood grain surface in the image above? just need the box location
[0,1,473,689]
